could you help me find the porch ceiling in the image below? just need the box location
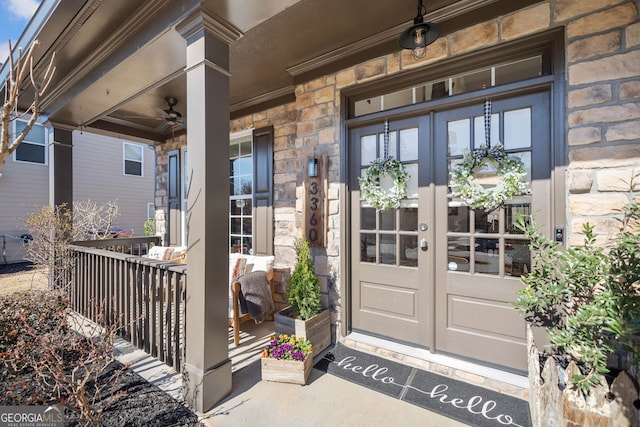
[9,0,542,142]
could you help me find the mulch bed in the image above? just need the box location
[0,360,202,426]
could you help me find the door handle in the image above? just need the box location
[419,239,428,251]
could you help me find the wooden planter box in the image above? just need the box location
[274,307,331,358]
[261,355,313,385]
[527,326,639,427]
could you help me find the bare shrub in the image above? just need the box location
[0,290,126,426]
[73,200,120,241]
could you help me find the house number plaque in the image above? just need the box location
[304,155,327,247]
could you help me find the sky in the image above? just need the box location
[0,0,40,64]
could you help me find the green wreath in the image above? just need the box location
[359,157,409,211]
[450,143,526,210]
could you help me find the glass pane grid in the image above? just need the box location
[352,56,543,117]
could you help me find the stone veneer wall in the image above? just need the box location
[154,134,185,246]
[154,0,640,376]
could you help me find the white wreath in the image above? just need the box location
[358,157,409,211]
[450,143,527,210]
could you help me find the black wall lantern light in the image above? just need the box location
[399,0,440,60]
[308,157,318,178]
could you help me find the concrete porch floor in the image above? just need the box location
[116,320,467,426]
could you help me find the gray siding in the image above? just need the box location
[73,131,155,237]
[0,156,49,263]
[0,132,155,264]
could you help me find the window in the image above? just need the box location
[14,120,47,164]
[229,132,253,254]
[147,203,155,220]
[123,142,143,176]
[353,56,543,117]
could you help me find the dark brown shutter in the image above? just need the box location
[167,149,181,246]
[252,126,273,255]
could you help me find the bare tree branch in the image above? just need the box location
[0,39,56,172]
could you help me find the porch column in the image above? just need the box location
[176,10,242,413]
[49,127,73,209]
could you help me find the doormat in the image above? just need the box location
[315,343,531,427]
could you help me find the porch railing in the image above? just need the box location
[67,242,186,372]
[71,236,161,256]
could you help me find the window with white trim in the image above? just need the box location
[123,142,143,176]
[14,119,47,164]
[229,132,253,254]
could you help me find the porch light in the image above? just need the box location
[307,157,318,178]
[399,0,440,60]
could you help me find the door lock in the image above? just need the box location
[419,239,428,251]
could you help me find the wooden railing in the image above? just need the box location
[67,242,186,372]
[71,236,161,256]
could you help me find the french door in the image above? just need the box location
[350,91,552,371]
[350,116,432,346]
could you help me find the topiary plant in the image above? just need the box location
[286,239,321,320]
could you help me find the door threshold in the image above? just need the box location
[343,332,529,399]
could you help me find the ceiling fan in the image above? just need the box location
[117,96,185,133]
[154,96,185,133]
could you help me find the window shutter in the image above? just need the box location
[167,149,181,246]
[252,126,273,255]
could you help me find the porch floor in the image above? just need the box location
[116,320,466,426]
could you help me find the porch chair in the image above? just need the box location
[228,254,275,346]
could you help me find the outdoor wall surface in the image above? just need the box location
[73,131,156,237]
[0,131,156,263]
[0,152,49,263]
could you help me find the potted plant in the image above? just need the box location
[275,238,331,358]
[512,180,640,426]
[261,334,313,385]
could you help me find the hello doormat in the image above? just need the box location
[315,343,531,427]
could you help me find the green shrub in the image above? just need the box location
[286,239,321,320]
[513,176,640,393]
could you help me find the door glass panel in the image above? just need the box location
[448,237,470,272]
[475,238,499,275]
[447,119,470,156]
[400,235,418,267]
[514,151,532,193]
[504,108,531,149]
[361,233,376,263]
[399,128,419,161]
[505,239,531,277]
[379,209,395,231]
[452,69,491,93]
[475,209,499,233]
[400,208,418,231]
[354,96,382,116]
[495,56,542,85]
[361,134,377,165]
[380,234,396,265]
[445,97,542,279]
[405,163,419,198]
[448,205,470,232]
[385,88,415,111]
[361,207,376,230]
[505,200,532,234]
[378,131,397,159]
[473,114,499,148]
